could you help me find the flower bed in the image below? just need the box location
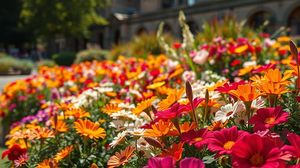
[1,15,300,167]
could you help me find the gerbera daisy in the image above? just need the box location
[107,146,135,168]
[144,120,173,137]
[102,104,122,115]
[36,159,58,168]
[181,129,208,149]
[180,157,205,168]
[74,119,106,139]
[51,119,68,133]
[249,106,289,131]
[31,127,55,140]
[54,146,73,162]
[160,142,184,161]
[147,82,165,89]
[14,153,28,167]
[65,108,90,119]
[231,134,285,167]
[157,88,184,111]
[2,144,27,161]
[109,131,128,148]
[207,126,249,155]
[214,101,244,122]
[132,96,156,116]
[144,156,174,168]
[229,83,260,102]
[282,133,300,160]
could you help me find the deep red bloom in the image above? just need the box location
[232,134,285,168]
[215,81,246,94]
[180,157,205,168]
[207,126,249,155]
[249,107,289,131]
[282,133,300,159]
[155,103,187,119]
[181,129,208,149]
[144,156,174,168]
[230,60,241,67]
[173,43,182,49]
[2,144,27,161]
[252,63,276,74]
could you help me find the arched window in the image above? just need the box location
[288,6,300,36]
[136,27,148,36]
[248,11,275,33]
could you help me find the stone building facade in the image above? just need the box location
[63,0,300,51]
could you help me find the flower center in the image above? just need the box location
[193,137,203,142]
[250,153,264,166]
[265,117,275,124]
[223,141,235,150]
[226,111,234,117]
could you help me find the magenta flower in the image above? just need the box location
[144,156,174,168]
[207,126,249,155]
[282,133,300,160]
[181,129,208,149]
[231,134,286,167]
[249,107,289,131]
[180,157,205,168]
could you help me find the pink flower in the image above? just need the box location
[181,129,208,149]
[207,126,249,155]
[249,107,289,131]
[282,133,300,160]
[180,157,205,168]
[144,156,174,168]
[192,50,209,65]
[231,134,286,168]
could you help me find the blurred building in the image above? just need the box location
[82,0,300,50]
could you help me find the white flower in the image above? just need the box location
[264,38,276,47]
[128,128,145,137]
[251,97,265,111]
[109,131,128,148]
[192,50,209,65]
[182,71,196,82]
[243,61,257,68]
[214,101,245,122]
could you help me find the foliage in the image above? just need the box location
[0,56,33,75]
[37,59,57,69]
[75,49,109,63]
[20,0,110,39]
[52,52,76,66]
[110,33,175,60]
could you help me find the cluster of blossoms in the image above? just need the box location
[1,30,300,167]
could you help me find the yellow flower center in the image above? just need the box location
[250,153,264,166]
[193,137,203,142]
[265,117,276,124]
[223,141,235,150]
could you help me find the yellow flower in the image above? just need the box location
[147,81,165,89]
[74,119,106,140]
[235,45,248,54]
[132,96,156,116]
[102,104,122,115]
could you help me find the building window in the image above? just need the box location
[248,11,275,33]
[288,6,300,36]
[162,0,176,9]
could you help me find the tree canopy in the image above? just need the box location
[20,0,110,39]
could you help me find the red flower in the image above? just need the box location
[249,107,289,131]
[180,157,205,168]
[173,43,182,49]
[215,81,246,94]
[181,129,208,149]
[252,63,276,74]
[282,133,300,160]
[207,126,249,155]
[230,60,241,67]
[232,134,286,167]
[2,144,27,161]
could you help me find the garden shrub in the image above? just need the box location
[52,51,76,66]
[75,49,109,63]
[0,56,34,75]
[37,59,57,69]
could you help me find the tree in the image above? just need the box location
[20,0,110,39]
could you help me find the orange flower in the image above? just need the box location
[160,142,184,161]
[229,83,260,102]
[37,159,58,168]
[51,120,68,133]
[157,88,184,110]
[54,146,73,162]
[74,119,106,139]
[65,108,90,119]
[255,82,289,96]
[107,146,135,168]
[264,69,292,85]
[132,96,156,116]
[207,121,227,131]
[31,128,55,140]
[144,120,173,137]
[102,104,122,115]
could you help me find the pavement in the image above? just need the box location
[0,75,30,90]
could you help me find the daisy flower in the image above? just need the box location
[214,101,244,122]
[107,146,135,168]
